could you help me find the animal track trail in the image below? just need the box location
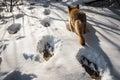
[41,4,51,27]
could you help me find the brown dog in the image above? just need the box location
[67,5,86,45]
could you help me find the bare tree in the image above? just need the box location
[0,0,20,12]
[10,0,20,12]
[10,0,13,12]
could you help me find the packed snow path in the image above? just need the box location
[0,1,120,80]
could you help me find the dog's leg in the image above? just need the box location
[69,22,74,32]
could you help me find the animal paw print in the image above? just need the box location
[41,17,51,27]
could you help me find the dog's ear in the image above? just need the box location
[68,5,72,11]
[76,4,79,9]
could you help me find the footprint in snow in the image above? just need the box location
[43,1,50,8]
[80,56,101,80]
[76,46,108,80]
[15,14,24,19]
[7,23,21,34]
[37,35,55,61]
[41,17,51,27]
[43,9,51,15]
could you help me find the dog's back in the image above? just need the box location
[68,5,86,45]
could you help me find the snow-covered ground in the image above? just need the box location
[0,0,120,80]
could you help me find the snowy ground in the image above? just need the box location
[0,0,120,80]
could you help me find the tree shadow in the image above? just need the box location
[17,0,69,23]
[84,0,120,9]
[76,22,120,80]
[1,14,24,19]
[0,44,7,66]
[16,36,25,40]
[3,71,37,80]
[50,3,67,13]
[108,8,120,18]
[1,15,13,20]
[16,6,42,21]
[0,56,2,64]
[0,72,8,79]
[87,16,120,36]
[24,0,50,8]
[27,6,35,10]
[87,16,120,49]
[82,8,120,21]
[49,10,68,25]
[0,44,8,55]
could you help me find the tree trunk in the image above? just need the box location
[10,0,13,12]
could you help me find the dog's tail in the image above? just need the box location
[75,20,85,45]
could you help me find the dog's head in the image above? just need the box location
[67,4,79,13]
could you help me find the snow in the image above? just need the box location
[0,0,120,80]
